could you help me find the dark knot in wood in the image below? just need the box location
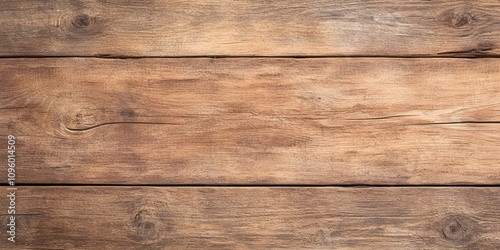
[132,210,158,241]
[452,13,473,28]
[72,14,92,28]
[439,214,477,245]
[441,8,476,29]
[58,12,104,38]
[65,106,98,131]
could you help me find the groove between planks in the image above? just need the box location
[0,58,498,185]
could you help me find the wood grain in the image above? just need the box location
[0,58,498,185]
[0,187,499,249]
[1,0,500,57]
[2,1,499,248]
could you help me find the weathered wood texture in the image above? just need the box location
[0,58,498,185]
[1,187,499,249]
[1,0,500,57]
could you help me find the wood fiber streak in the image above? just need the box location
[0,187,499,249]
[1,0,500,56]
[0,58,498,185]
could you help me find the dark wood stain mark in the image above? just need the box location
[120,109,136,118]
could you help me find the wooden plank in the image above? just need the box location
[0,187,499,249]
[1,0,500,57]
[1,58,498,185]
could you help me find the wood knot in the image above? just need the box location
[64,106,99,131]
[128,200,171,245]
[58,13,104,38]
[452,13,473,28]
[57,96,102,132]
[439,214,478,245]
[441,8,476,29]
[131,210,158,241]
[72,14,92,28]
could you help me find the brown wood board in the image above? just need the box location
[1,0,500,57]
[0,58,498,185]
[1,187,499,249]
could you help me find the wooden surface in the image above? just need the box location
[1,0,500,57]
[0,187,499,249]
[0,58,498,185]
[1,0,500,249]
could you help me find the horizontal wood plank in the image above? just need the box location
[1,0,500,57]
[0,58,498,185]
[1,187,499,249]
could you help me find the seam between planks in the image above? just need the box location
[1,55,500,59]
[2,184,500,188]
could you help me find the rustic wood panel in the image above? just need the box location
[1,187,499,249]
[0,58,498,185]
[1,0,500,57]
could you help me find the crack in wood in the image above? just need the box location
[410,121,500,125]
[64,121,182,132]
[346,115,417,121]
[437,44,495,57]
